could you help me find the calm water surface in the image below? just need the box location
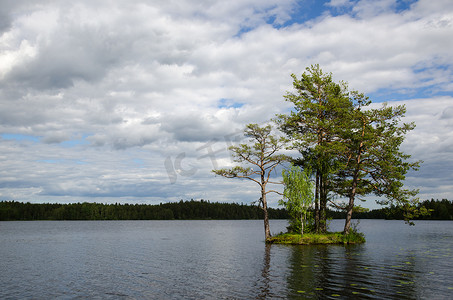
[1,219,452,299]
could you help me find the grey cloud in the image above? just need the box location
[111,134,159,150]
[0,1,52,33]
[1,0,452,205]
[85,123,163,150]
[440,106,453,119]
[0,105,47,127]
[41,132,70,144]
[0,179,40,189]
[6,29,122,90]
[0,138,173,201]
[2,3,175,91]
[158,112,243,143]
[0,11,12,33]
[38,181,163,198]
[85,134,106,147]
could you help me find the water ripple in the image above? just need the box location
[1,220,453,299]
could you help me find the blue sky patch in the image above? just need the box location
[59,134,90,148]
[368,85,453,103]
[275,0,419,28]
[1,134,40,142]
[395,0,418,13]
[218,98,244,109]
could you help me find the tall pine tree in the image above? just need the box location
[333,92,422,233]
[276,64,351,232]
[277,65,422,233]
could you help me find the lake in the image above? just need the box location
[1,219,452,299]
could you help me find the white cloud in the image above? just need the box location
[382,97,453,201]
[0,0,452,206]
[351,0,399,17]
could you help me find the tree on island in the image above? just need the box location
[276,64,351,233]
[279,164,314,236]
[277,64,422,234]
[332,92,422,233]
[212,123,287,240]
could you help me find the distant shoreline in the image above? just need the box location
[0,200,288,221]
[1,198,451,221]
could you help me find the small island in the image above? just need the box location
[212,65,425,243]
[266,231,366,245]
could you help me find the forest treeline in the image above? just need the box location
[328,199,453,221]
[1,199,451,221]
[0,200,289,221]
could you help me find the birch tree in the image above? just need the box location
[279,165,314,236]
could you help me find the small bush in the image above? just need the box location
[342,230,366,244]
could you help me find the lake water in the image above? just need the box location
[1,219,452,299]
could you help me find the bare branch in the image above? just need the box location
[266,189,284,196]
[328,199,347,210]
[267,180,283,185]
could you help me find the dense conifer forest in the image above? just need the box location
[0,200,288,221]
[1,199,451,221]
[327,199,453,221]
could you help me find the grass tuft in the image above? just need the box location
[266,231,365,245]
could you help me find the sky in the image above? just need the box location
[0,0,452,208]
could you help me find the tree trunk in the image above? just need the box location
[300,212,304,237]
[344,175,358,234]
[344,120,365,234]
[262,193,271,240]
[314,171,320,233]
[263,200,271,240]
[343,195,354,234]
[319,173,327,233]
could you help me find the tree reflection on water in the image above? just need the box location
[256,243,422,299]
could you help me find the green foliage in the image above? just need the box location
[276,64,353,233]
[382,199,450,221]
[343,220,366,243]
[267,231,365,245]
[0,200,289,221]
[327,199,452,221]
[277,64,349,153]
[333,96,422,227]
[279,165,314,234]
[283,211,316,235]
[277,64,422,232]
[342,230,366,244]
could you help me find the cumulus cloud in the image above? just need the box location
[395,97,453,200]
[0,0,452,205]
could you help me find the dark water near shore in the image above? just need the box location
[1,219,452,299]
